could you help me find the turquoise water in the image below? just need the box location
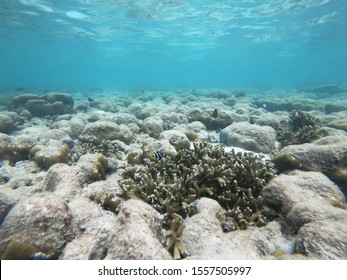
[1,0,347,91]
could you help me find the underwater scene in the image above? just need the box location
[0,0,347,260]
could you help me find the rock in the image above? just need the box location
[8,93,74,116]
[52,118,85,139]
[177,121,208,141]
[4,134,38,165]
[0,114,14,134]
[326,112,347,131]
[180,198,235,259]
[105,199,172,260]
[324,103,347,114]
[0,189,18,225]
[80,121,133,145]
[159,130,190,151]
[115,113,141,126]
[60,197,117,260]
[82,174,123,202]
[263,170,347,231]
[273,136,347,194]
[44,154,108,200]
[326,119,347,131]
[220,122,277,153]
[44,164,83,200]
[19,109,32,120]
[159,111,188,130]
[222,96,237,106]
[0,193,74,259]
[142,116,164,138]
[294,219,347,259]
[0,133,11,160]
[287,201,347,230]
[125,103,142,117]
[30,139,70,170]
[318,126,347,138]
[0,160,45,199]
[254,113,290,131]
[186,108,240,130]
[77,153,108,181]
[137,105,160,119]
[254,96,323,112]
[180,198,294,259]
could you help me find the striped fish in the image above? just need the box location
[153,151,165,160]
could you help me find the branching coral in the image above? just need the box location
[120,142,277,258]
[278,110,322,146]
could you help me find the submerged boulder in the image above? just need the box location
[220,122,277,153]
[263,170,347,231]
[0,193,74,259]
[294,219,347,259]
[180,198,294,259]
[79,121,134,145]
[30,139,70,170]
[105,199,172,260]
[0,114,14,134]
[8,93,74,116]
[273,136,347,193]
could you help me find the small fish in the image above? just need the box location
[15,87,24,92]
[153,151,165,160]
[212,109,218,118]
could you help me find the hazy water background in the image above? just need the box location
[1,0,347,92]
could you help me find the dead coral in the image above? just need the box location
[120,142,277,258]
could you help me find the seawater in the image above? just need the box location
[0,0,347,92]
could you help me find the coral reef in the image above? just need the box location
[1,88,347,260]
[277,110,322,147]
[120,142,277,258]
